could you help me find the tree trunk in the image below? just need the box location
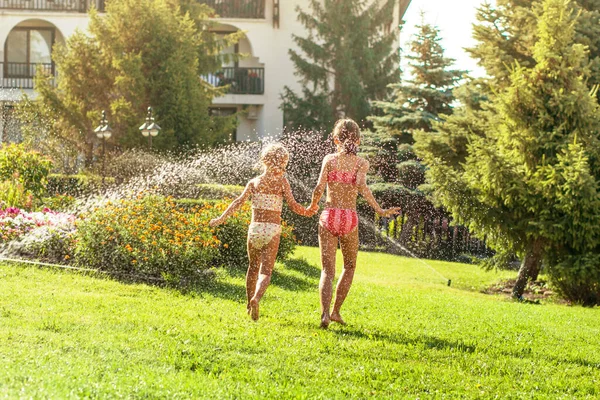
[512,239,543,299]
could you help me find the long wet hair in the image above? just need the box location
[258,142,289,173]
[332,119,360,155]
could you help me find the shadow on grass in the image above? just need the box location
[216,257,320,293]
[332,326,477,353]
[330,325,600,370]
[282,257,321,279]
[192,279,245,303]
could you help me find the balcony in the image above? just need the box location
[200,0,265,19]
[0,0,105,13]
[203,67,264,95]
[0,62,55,89]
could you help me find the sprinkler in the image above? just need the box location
[447,279,452,287]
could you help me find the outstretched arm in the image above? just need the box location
[356,160,401,217]
[209,181,254,226]
[308,156,330,213]
[282,177,311,216]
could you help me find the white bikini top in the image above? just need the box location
[252,193,283,212]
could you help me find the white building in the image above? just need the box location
[0,0,411,142]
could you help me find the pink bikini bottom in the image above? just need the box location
[319,208,359,237]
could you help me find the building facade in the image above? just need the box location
[0,0,411,142]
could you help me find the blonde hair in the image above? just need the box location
[259,143,289,171]
[332,119,360,155]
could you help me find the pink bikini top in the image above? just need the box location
[327,156,358,185]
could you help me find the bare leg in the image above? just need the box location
[246,237,261,313]
[331,227,359,325]
[318,224,338,328]
[249,234,281,321]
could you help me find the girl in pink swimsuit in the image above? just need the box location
[308,119,401,328]
[210,143,311,321]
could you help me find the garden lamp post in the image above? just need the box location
[94,110,112,190]
[139,106,161,150]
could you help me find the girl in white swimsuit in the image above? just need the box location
[210,143,312,320]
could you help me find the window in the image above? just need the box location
[4,27,55,78]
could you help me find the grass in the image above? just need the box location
[1,246,599,399]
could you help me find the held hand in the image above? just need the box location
[209,217,223,227]
[304,207,317,217]
[379,207,401,218]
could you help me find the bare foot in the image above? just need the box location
[320,312,330,329]
[330,312,346,325]
[249,299,259,321]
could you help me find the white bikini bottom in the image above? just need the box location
[248,222,282,249]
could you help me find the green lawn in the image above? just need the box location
[1,247,598,398]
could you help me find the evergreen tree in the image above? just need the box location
[17,0,239,165]
[364,20,464,190]
[282,0,399,133]
[467,0,600,92]
[415,0,600,303]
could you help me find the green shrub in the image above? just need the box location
[46,174,111,196]
[39,194,77,212]
[548,254,600,306]
[74,196,297,284]
[397,160,425,189]
[0,144,52,199]
[11,225,76,264]
[75,196,220,284]
[0,181,33,210]
[106,149,165,183]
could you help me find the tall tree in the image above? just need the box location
[365,20,464,189]
[467,0,600,93]
[282,0,399,133]
[415,0,600,302]
[17,0,239,165]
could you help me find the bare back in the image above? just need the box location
[251,174,285,224]
[321,153,367,210]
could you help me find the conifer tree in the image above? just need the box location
[467,0,600,92]
[282,0,399,132]
[415,0,600,302]
[364,20,464,189]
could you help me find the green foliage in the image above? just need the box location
[282,0,399,131]
[74,196,221,283]
[46,174,108,196]
[468,0,600,94]
[39,194,77,212]
[74,196,296,284]
[416,0,600,303]
[15,226,76,265]
[16,0,238,166]
[549,253,600,305]
[364,20,463,193]
[0,181,33,210]
[0,144,52,199]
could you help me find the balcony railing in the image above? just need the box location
[203,67,264,95]
[200,0,265,19]
[0,0,105,13]
[0,62,56,89]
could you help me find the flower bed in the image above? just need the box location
[0,207,76,243]
[1,195,298,286]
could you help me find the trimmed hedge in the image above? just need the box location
[46,174,114,196]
